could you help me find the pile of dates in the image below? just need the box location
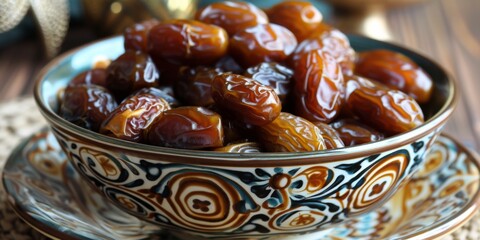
[59,1,432,153]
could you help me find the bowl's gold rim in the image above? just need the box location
[33,35,458,166]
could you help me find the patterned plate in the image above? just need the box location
[3,128,480,240]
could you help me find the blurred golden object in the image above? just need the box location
[0,0,69,58]
[82,0,198,36]
[325,0,428,10]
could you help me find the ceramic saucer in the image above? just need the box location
[3,128,480,240]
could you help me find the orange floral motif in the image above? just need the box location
[290,214,315,226]
[98,156,118,177]
[370,182,386,197]
[117,196,135,210]
[193,199,211,212]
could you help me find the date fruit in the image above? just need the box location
[100,93,170,142]
[148,19,228,65]
[211,73,281,126]
[195,1,268,36]
[230,23,297,68]
[313,122,345,149]
[355,49,433,103]
[68,68,108,88]
[257,112,326,152]
[60,85,117,131]
[131,87,180,108]
[244,62,293,103]
[146,107,223,149]
[106,50,159,100]
[345,75,424,135]
[175,66,223,106]
[330,119,384,146]
[267,1,323,41]
[124,19,159,52]
[292,23,355,75]
[213,142,261,153]
[293,49,345,123]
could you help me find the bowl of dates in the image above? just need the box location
[34,1,456,238]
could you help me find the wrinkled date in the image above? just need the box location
[106,50,159,100]
[293,49,345,123]
[291,23,356,75]
[213,142,261,153]
[355,49,433,104]
[69,68,108,88]
[330,119,384,146]
[244,62,293,103]
[257,112,326,152]
[124,19,159,52]
[146,107,223,149]
[195,1,268,36]
[60,85,117,132]
[148,19,228,65]
[100,93,170,142]
[229,23,298,68]
[211,73,281,126]
[345,76,424,135]
[267,1,323,41]
[175,66,223,106]
[313,122,345,149]
[131,87,180,108]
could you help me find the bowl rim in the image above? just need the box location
[34,35,458,166]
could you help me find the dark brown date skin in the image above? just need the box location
[244,62,293,103]
[100,93,170,142]
[60,85,117,132]
[124,19,159,52]
[130,87,180,108]
[355,49,433,104]
[148,19,228,65]
[291,23,355,75]
[293,49,345,123]
[146,107,223,149]
[106,50,159,100]
[214,55,244,74]
[330,119,384,146]
[175,66,223,106]
[312,122,345,149]
[213,142,261,153]
[257,112,326,152]
[195,1,268,36]
[229,23,298,68]
[68,68,108,88]
[211,73,281,126]
[267,1,323,42]
[345,75,424,135]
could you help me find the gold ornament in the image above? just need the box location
[0,0,69,58]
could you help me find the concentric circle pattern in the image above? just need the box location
[52,127,436,237]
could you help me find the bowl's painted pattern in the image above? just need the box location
[3,129,480,240]
[52,127,437,237]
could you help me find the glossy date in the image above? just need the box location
[355,49,433,103]
[257,112,326,152]
[330,119,384,146]
[60,85,117,132]
[211,73,281,126]
[195,1,268,36]
[244,62,293,103]
[229,23,297,68]
[148,19,228,65]
[293,49,345,123]
[100,93,170,142]
[146,107,223,149]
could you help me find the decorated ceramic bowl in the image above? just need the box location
[33,36,456,239]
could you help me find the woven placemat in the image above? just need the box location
[0,97,478,240]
